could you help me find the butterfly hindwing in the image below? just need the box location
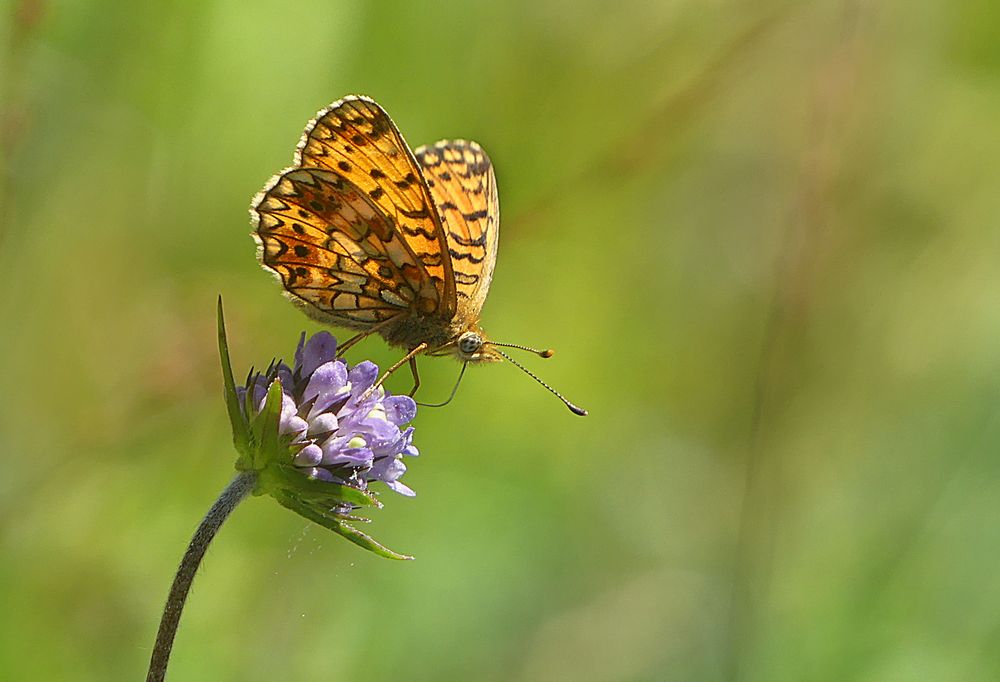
[414,140,499,325]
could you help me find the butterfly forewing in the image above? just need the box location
[295,96,457,319]
[414,140,499,324]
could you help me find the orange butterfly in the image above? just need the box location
[251,95,585,415]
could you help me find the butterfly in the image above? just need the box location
[251,95,585,415]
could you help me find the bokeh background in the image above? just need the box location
[3,1,1000,680]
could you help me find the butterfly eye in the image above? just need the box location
[458,332,482,355]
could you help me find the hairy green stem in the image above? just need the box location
[146,471,256,682]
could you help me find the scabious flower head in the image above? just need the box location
[237,331,419,501]
[217,301,418,559]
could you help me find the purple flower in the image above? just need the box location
[236,332,419,504]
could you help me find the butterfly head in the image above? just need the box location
[454,329,502,363]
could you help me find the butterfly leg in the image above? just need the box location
[337,330,370,356]
[366,343,428,398]
[407,356,420,397]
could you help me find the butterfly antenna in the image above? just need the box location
[493,349,588,416]
[416,361,469,409]
[488,341,555,358]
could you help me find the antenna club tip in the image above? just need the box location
[569,404,588,416]
[541,349,555,358]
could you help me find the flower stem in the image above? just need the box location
[146,471,257,682]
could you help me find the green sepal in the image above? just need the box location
[217,297,251,459]
[272,489,413,561]
[248,379,285,470]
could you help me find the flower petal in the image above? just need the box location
[348,361,378,396]
[384,395,417,425]
[369,457,411,492]
[303,360,350,414]
[308,412,339,436]
[324,446,374,467]
[359,409,400,444]
[391,427,419,457]
[385,479,416,497]
[293,443,323,466]
[306,467,335,482]
[299,332,338,376]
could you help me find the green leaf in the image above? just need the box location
[217,296,250,457]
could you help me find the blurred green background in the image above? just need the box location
[3,0,1000,680]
